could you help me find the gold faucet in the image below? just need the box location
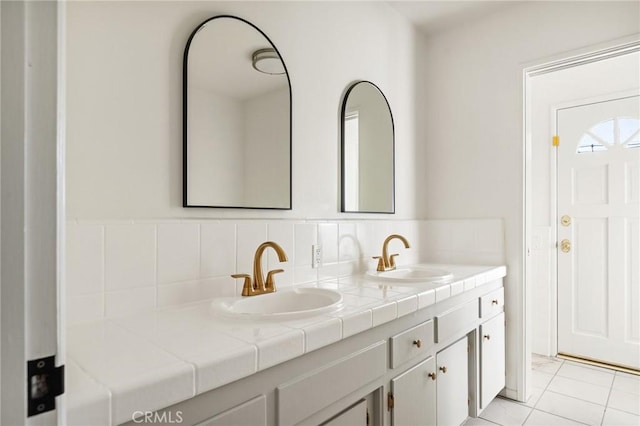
[231,241,288,296]
[373,234,411,272]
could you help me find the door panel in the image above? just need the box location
[480,313,505,409]
[573,218,608,337]
[557,95,640,369]
[391,357,436,426]
[436,338,468,426]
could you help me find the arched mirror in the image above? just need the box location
[183,16,291,209]
[340,81,395,213]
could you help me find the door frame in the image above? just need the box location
[1,1,66,423]
[523,34,640,400]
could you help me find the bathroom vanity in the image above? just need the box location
[67,264,505,426]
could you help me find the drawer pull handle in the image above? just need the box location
[428,372,437,381]
[439,366,447,374]
[413,339,422,348]
[491,299,499,305]
[484,334,491,340]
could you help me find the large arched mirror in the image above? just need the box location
[340,81,395,213]
[183,16,291,209]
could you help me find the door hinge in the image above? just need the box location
[366,409,370,426]
[27,356,64,417]
[552,135,560,147]
[387,392,394,411]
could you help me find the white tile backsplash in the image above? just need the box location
[105,224,156,291]
[157,223,199,284]
[66,218,505,323]
[267,221,295,287]
[66,223,104,296]
[200,222,236,278]
[236,222,268,275]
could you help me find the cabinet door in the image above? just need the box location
[322,399,367,426]
[436,338,468,426]
[391,357,436,426]
[479,312,505,409]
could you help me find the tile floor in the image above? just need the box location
[466,354,640,426]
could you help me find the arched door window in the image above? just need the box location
[577,117,639,153]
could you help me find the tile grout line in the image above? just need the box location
[521,357,565,425]
[600,371,616,426]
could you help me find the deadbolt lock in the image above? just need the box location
[561,215,571,227]
[560,239,571,253]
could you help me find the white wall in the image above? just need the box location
[530,52,640,355]
[420,0,639,398]
[66,1,425,220]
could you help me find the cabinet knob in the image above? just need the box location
[439,366,447,374]
[491,299,499,305]
[484,334,491,340]
[412,339,422,348]
[428,372,437,381]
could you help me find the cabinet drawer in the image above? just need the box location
[435,300,478,343]
[322,399,367,426]
[390,320,434,368]
[196,395,266,426]
[480,287,504,319]
[277,341,386,426]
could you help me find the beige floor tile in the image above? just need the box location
[480,397,532,426]
[547,375,610,405]
[608,389,640,416]
[556,363,615,388]
[602,407,640,426]
[536,391,605,426]
[524,409,585,425]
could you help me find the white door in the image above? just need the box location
[557,95,640,369]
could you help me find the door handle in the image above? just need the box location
[561,239,571,253]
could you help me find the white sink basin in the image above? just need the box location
[366,266,454,283]
[211,288,343,320]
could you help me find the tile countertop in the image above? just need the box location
[66,264,507,425]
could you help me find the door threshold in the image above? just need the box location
[557,353,639,375]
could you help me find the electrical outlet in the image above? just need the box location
[311,245,322,268]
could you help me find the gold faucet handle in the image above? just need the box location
[389,254,399,269]
[373,256,386,272]
[231,273,254,295]
[265,269,284,290]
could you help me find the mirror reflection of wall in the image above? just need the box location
[341,81,395,213]
[184,16,291,209]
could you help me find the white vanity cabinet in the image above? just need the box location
[117,273,506,426]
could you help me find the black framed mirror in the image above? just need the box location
[340,81,395,213]
[183,15,292,209]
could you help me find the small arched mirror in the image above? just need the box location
[184,16,291,209]
[340,81,395,213]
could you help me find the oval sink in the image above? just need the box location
[366,267,453,283]
[211,288,343,320]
